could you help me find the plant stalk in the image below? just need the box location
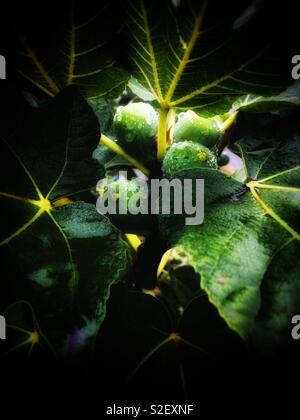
[157,107,169,161]
[100,134,150,177]
[220,111,238,134]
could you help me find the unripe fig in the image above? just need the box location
[174,110,220,148]
[97,177,155,234]
[163,141,217,179]
[113,102,158,162]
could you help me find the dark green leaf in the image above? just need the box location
[1,86,104,200]
[127,0,290,112]
[88,98,114,134]
[16,1,129,100]
[162,134,300,348]
[0,87,131,352]
[236,134,300,182]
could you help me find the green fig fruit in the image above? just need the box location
[162,141,218,179]
[97,177,155,234]
[113,102,158,163]
[174,110,220,148]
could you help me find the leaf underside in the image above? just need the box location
[17,1,129,100]
[128,0,289,114]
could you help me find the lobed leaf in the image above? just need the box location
[16,1,129,101]
[162,132,300,347]
[0,87,131,352]
[127,0,290,112]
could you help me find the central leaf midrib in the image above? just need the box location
[163,0,208,105]
[141,1,163,102]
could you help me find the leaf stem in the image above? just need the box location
[220,111,238,134]
[100,134,150,176]
[124,233,142,252]
[157,248,172,278]
[157,107,169,161]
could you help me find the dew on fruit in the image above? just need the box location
[197,150,207,161]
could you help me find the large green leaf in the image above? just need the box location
[162,133,300,348]
[0,87,131,353]
[15,1,129,101]
[127,0,290,112]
